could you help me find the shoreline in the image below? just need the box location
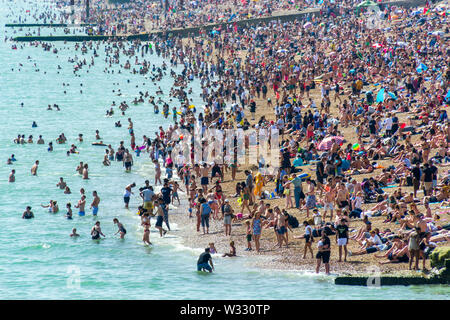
[167,192,446,278]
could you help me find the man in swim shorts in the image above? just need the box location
[197,248,214,272]
[75,195,86,216]
[200,163,210,193]
[335,218,349,262]
[91,191,100,216]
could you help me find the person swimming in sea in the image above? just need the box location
[70,228,79,237]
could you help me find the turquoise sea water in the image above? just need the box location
[0,0,449,300]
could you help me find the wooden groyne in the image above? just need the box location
[11,0,426,42]
[5,23,97,28]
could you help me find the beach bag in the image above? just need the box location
[287,214,299,228]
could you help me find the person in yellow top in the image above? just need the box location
[254,171,264,198]
[355,79,363,96]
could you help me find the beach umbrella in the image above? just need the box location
[416,63,428,73]
[445,90,450,102]
[376,88,385,102]
[317,136,344,151]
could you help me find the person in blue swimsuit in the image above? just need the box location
[252,212,262,252]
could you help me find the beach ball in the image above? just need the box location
[179,134,184,140]
[400,123,406,129]
[352,143,360,151]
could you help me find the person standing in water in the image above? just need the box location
[142,215,152,245]
[154,198,167,237]
[153,159,162,185]
[9,169,15,183]
[123,149,133,172]
[76,162,84,175]
[113,218,126,239]
[123,183,136,209]
[91,221,105,240]
[316,233,331,275]
[22,206,34,219]
[56,177,66,190]
[91,191,100,216]
[75,195,86,216]
[82,164,89,179]
[66,203,73,220]
[31,160,39,175]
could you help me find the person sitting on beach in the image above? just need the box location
[222,241,236,257]
[376,237,410,265]
[349,230,389,256]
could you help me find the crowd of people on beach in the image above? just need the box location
[6,0,450,275]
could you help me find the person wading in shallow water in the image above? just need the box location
[91,221,105,240]
[197,247,214,272]
[316,233,331,275]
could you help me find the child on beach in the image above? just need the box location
[143,224,151,245]
[222,241,236,257]
[208,242,217,254]
[245,220,253,251]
